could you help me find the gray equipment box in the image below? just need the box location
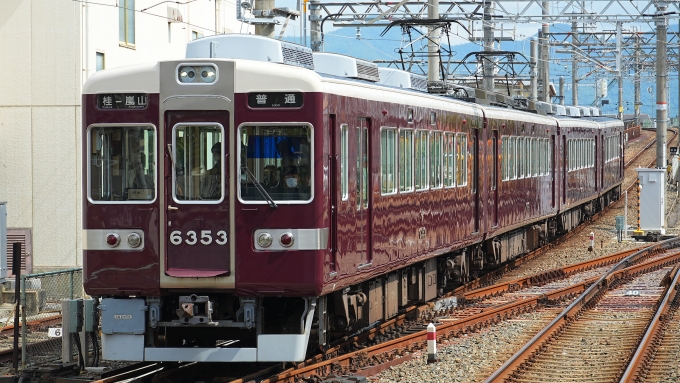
[101,298,146,335]
[637,168,666,234]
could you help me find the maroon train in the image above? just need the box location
[81,35,623,362]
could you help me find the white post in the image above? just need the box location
[427,323,437,364]
[588,231,594,252]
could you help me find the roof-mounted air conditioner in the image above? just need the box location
[185,34,314,70]
[377,68,427,91]
[313,52,380,82]
[566,106,581,117]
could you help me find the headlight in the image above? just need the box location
[127,232,142,248]
[178,66,196,83]
[200,66,216,83]
[257,233,273,248]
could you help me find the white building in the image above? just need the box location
[0,0,249,273]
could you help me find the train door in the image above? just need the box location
[472,128,480,232]
[356,118,371,266]
[551,135,556,208]
[164,111,230,277]
[491,129,499,226]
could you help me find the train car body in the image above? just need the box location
[82,35,624,363]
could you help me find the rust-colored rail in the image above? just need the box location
[620,264,680,382]
[484,236,680,382]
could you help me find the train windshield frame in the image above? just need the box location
[87,124,157,204]
[171,123,225,204]
[238,123,313,204]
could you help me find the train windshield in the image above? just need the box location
[89,125,156,203]
[171,124,224,203]
[239,124,312,203]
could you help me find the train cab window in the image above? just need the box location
[399,129,414,192]
[88,125,156,203]
[172,124,223,203]
[444,132,456,187]
[430,131,443,189]
[456,133,468,186]
[415,130,428,190]
[239,124,313,203]
[341,124,349,201]
[380,128,397,195]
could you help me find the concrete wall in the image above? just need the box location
[0,0,249,271]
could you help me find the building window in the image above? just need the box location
[192,31,204,41]
[119,0,135,46]
[96,52,105,71]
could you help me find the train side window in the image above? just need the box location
[340,124,348,201]
[548,138,552,174]
[501,137,508,181]
[88,124,156,203]
[456,133,468,186]
[380,127,397,195]
[399,129,414,193]
[415,130,429,190]
[517,137,527,178]
[444,132,456,187]
[509,136,516,180]
[531,138,538,177]
[524,137,531,178]
[430,131,443,189]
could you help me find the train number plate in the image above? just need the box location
[170,230,228,246]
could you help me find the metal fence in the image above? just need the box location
[10,268,84,368]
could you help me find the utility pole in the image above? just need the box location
[656,2,668,169]
[617,22,624,120]
[427,0,440,82]
[635,32,641,126]
[559,76,565,105]
[310,0,321,51]
[571,16,579,106]
[254,0,276,37]
[530,38,538,102]
[541,1,550,102]
[483,0,495,91]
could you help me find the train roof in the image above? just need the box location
[83,62,160,94]
[553,115,601,129]
[482,104,557,126]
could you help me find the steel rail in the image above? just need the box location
[484,236,680,383]
[619,264,680,382]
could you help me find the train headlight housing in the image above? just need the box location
[105,233,120,248]
[279,232,294,247]
[178,66,196,83]
[200,66,216,83]
[257,233,273,248]
[127,232,142,248]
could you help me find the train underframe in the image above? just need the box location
[104,186,620,361]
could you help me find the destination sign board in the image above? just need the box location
[248,92,303,108]
[97,93,149,110]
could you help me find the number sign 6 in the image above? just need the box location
[170,230,227,245]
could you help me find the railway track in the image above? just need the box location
[485,237,680,382]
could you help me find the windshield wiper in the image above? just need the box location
[242,166,278,208]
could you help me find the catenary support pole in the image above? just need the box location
[656,4,668,169]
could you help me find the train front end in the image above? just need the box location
[82,39,327,362]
